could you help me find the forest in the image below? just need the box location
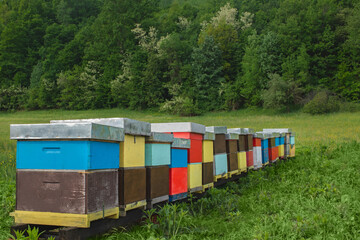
[0,0,359,114]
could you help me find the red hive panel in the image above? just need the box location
[171,132,203,163]
[268,147,274,161]
[253,138,261,147]
[246,151,254,167]
[189,139,202,163]
[169,167,188,195]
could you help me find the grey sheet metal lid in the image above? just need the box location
[50,118,151,136]
[227,128,246,135]
[172,138,191,148]
[243,128,255,134]
[146,132,174,143]
[254,132,264,138]
[205,126,227,134]
[226,132,239,140]
[151,122,205,134]
[272,132,280,138]
[204,132,215,140]
[10,122,124,141]
[263,128,292,134]
[254,132,272,139]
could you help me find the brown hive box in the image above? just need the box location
[202,162,213,185]
[119,167,146,206]
[245,135,253,151]
[226,140,238,154]
[16,169,118,214]
[227,153,238,172]
[238,135,246,152]
[214,134,226,154]
[146,165,169,200]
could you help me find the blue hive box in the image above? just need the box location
[145,143,171,166]
[280,137,285,145]
[170,149,188,168]
[275,137,280,147]
[261,139,268,149]
[17,140,120,170]
[262,148,269,164]
[11,122,124,170]
[214,153,228,176]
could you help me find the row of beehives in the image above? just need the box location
[9,118,295,228]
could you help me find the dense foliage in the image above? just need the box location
[0,0,359,113]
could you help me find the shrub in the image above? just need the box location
[303,90,340,115]
[160,96,200,116]
[0,86,27,111]
[262,74,303,112]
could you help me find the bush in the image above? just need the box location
[262,74,303,112]
[303,90,340,115]
[160,96,200,116]
[0,86,28,111]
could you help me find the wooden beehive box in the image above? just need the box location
[188,162,202,192]
[14,170,119,228]
[118,167,146,209]
[206,126,227,154]
[203,131,214,163]
[151,122,205,163]
[51,118,151,168]
[213,153,228,176]
[226,132,239,173]
[10,123,124,228]
[11,123,124,170]
[253,133,263,169]
[169,138,190,201]
[145,132,173,166]
[146,165,169,207]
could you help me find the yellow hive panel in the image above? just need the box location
[11,207,119,228]
[188,163,202,190]
[202,140,214,163]
[279,145,284,157]
[290,145,295,157]
[120,135,145,168]
[237,152,247,172]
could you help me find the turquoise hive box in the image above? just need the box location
[11,123,124,170]
[214,153,227,176]
[145,132,173,166]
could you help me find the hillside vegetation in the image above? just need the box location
[0,0,359,113]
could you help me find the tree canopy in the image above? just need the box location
[0,0,359,112]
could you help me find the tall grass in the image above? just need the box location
[0,109,359,239]
[98,141,360,239]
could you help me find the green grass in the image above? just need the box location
[0,108,359,239]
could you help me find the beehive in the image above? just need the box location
[145,132,173,207]
[51,118,151,214]
[206,126,228,181]
[253,133,263,169]
[225,132,239,176]
[202,131,214,190]
[290,132,296,157]
[227,128,250,172]
[244,128,255,169]
[169,138,190,201]
[263,128,292,159]
[151,122,205,193]
[267,132,280,163]
[10,122,124,228]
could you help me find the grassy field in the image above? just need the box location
[0,109,359,239]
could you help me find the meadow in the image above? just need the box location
[0,109,359,239]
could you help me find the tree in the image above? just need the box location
[191,36,224,111]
